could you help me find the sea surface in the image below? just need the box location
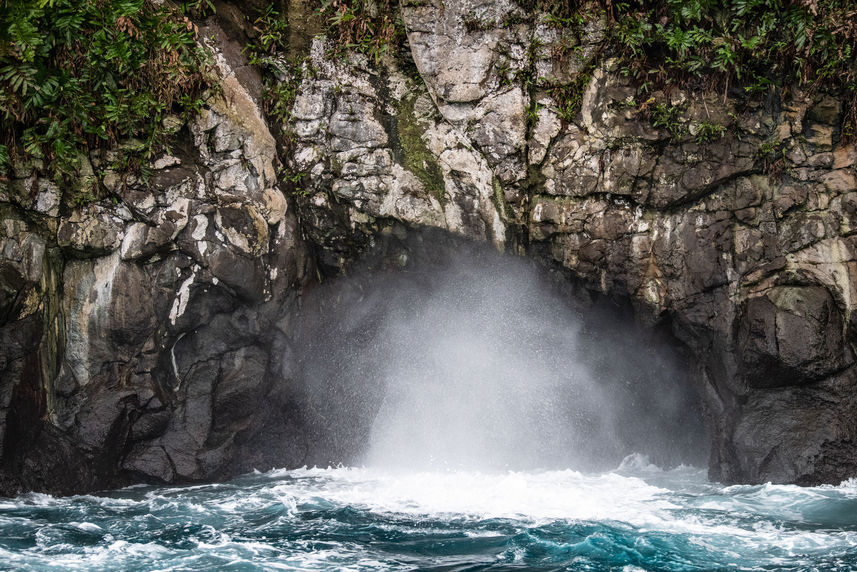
[1,455,856,571]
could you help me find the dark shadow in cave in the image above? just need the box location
[278,227,709,472]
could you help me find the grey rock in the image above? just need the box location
[738,286,848,388]
[58,206,125,256]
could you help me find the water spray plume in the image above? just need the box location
[290,237,707,471]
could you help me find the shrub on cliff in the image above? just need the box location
[0,0,211,199]
[529,0,857,134]
[311,0,855,134]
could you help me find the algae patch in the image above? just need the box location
[396,96,446,204]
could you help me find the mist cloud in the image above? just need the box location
[288,238,707,472]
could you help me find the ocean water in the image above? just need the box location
[2,456,857,571]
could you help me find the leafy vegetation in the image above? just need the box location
[756,137,788,175]
[695,120,726,143]
[243,2,289,67]
[249,0,857,165]
[648,101,688,139]
[609,0,857,135]
[550,67,596,121]
[0,0,212,195]
[243,1,408,196]
[514,0,581,20]
[613,0,856,89]
[243,0,304,134]
[317,0,405,65]
[508,0,857,134]
[242,4,309,195]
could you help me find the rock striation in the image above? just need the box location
[1,0,856,493]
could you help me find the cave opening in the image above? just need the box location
[281,228,710,472]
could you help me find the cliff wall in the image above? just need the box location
[0,0,856,492]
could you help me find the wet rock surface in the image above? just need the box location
[0,20,312,494]
[1,1,856,493]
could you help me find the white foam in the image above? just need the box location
[5,465,857,570]
[617,452,663,473]
[244,465,857,562]
[68,522,104,533]
[273,466,676,525]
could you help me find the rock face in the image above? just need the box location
[0,1,856,493]
[290,37,507,270]
[0,21,311,493]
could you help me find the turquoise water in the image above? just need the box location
[1,457,857,571]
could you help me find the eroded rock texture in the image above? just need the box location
[0,23,311,493]
[0,0,856,493]
[289,0,857,485]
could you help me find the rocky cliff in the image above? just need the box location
[1,0,856,493]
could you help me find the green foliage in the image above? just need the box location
[757,139,781,159]
[317,0,405,65]
[544,12,585,29]
[0,143,9,177]
[533,0,857,138]
[243,4,310,196]
[244,3,289,66]
[497,59,515,87]
[756,137,787,175]
[503,13,531,28]
[695,120,726,143]
[0,0,211,195]
[610,0,857,98]
[514,0,581,20]
[278,164,309,196]
[649,102,687,139]
[180,0,215,19]
[526,101,542,128]
[242,5,300,127]
[267,72,303,127]
[551,67,594,121]
[265,63,308,196]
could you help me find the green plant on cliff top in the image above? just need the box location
[317,0,405,65]
[608,0,857,135]
[649,102,688,140]
[244,3,289,67]
[695,120,726,144]
[307,0,856,137]
[0,0,210,197]
[243,4,312,198]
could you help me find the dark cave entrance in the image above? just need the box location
[275,227,710,472]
